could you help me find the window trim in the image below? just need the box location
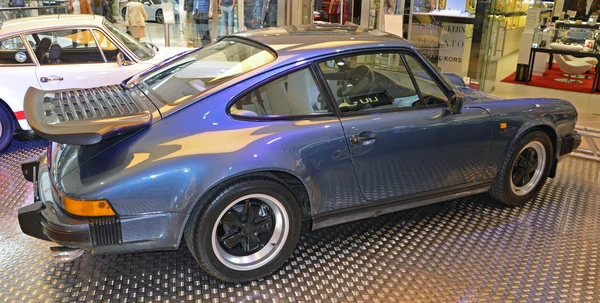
[226,62,338,121]
[0,34,37,67]
[315,49,448,117]
[401,52,451,109]
[26,27,117,66]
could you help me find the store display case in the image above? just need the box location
[533,23,600,48]
[411,0,476,17]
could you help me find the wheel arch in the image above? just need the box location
[506,122,558,178]
[176,168,313,247]
[0,97,19,131]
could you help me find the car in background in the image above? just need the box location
[0,14,190,151]
[121,0,180,24]
[19,25,580,283]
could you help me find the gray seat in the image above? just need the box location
[48,43,62,64]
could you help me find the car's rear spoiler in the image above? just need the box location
[24,86,152,145]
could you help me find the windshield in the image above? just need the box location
[136,38,276,106]
[103,20,154,60]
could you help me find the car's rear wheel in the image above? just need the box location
[185,177,301,283]
[156,9,164,23]
[0,105,15,152]
[490,130,553,206]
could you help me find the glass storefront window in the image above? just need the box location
[104,20,155,60]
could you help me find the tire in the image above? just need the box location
[121,8,126,21]
[0,105,15,152]
[184,177,302,283]
[156,9,164,24]
[490,130,553,206]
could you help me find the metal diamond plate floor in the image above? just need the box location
[1,136,600,302]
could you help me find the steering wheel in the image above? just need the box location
[343,65,375,98]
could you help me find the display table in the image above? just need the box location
[526,46,600,92]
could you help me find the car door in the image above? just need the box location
[30,28,151,91]
[0,35,40,129]
[317,51,492,202]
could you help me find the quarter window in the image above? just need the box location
[318,52,422,112]
[402,54,448,106]
[92,30,119,62]
[0,36,33,64]
[231,68,331,117]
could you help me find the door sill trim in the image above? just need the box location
[312,181,493,230]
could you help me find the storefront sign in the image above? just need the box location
[437,23,466,74]
[162,2,175,25]
[524,8,541,33]
[554,0,565,17]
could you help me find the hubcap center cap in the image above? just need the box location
[241,223,254,236]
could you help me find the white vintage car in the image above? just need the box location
[120,0,180,24]
[0,14,190,150]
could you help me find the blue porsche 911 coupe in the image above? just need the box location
[18,25,581,282]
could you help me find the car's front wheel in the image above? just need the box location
[490,130,553,205]
[185,177,301,282]
[0,105,15,152]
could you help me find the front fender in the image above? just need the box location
[479,98,576,180]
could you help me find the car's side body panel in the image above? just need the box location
[0,60,40,129]
[459,90,577,180]
[56,85,361,250]
[339,106,492,202]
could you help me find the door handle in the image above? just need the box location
[40,76,63,83]
[350,132,380,144]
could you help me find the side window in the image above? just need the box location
[318,52,421,113]
[230,68,331,117]
[0,36,33,64]
[26,29,105,65]
[92,30,119,62]
[402,54,448,106]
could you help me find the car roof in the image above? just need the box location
[232,24,415,65]
[0,15,101,38]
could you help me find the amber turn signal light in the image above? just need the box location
[63,196,116,217]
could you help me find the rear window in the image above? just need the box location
[136,38,276,106]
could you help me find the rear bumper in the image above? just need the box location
[18,154,92,247]
[18,201,90,245]
[560,132,582,156]
[18,153,186,254]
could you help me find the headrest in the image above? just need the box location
[38,37,52,49]
[49,43,62,60]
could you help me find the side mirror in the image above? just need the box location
[144,2,151,5]
[448,92,464,114]
[116,52,134,66]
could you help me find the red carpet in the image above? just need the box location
[502,66,597,94]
